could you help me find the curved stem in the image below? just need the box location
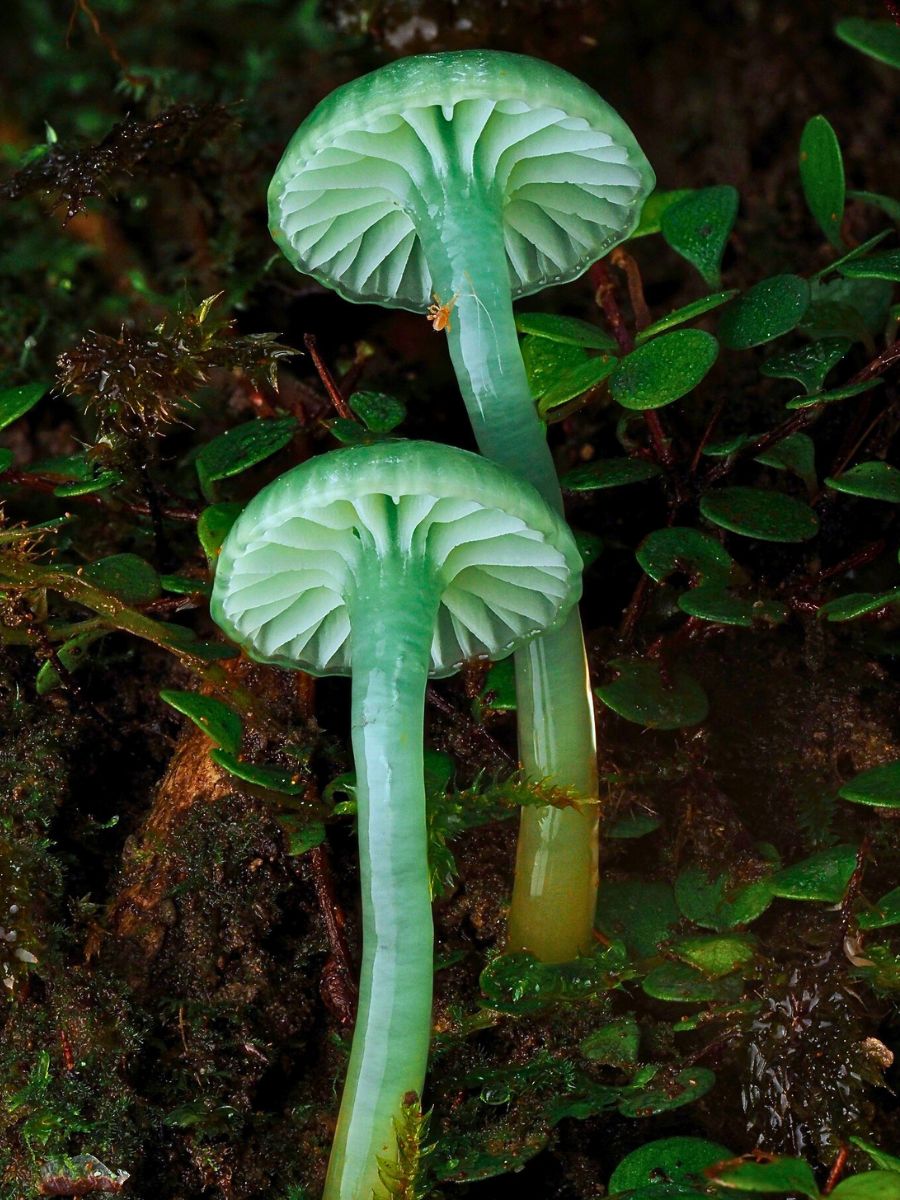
[421,202,599,963]
[324,555,437,1200]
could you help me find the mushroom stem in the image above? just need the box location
[324,553,437,1200]
[421,207,560,511]
[508,609,599,962]
[423,208,600,962]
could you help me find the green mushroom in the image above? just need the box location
[210,440,582,1200]
[269,50,655,962]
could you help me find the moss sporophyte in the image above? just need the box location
[268,50,655,963]
[210,441,582,1200]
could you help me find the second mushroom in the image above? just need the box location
[211,440,582,1200]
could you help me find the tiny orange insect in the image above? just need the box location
[427,292,458,332]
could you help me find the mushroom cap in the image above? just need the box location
[211,441,582,678]
[269,50,655,312]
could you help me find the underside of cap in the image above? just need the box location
[269,51,655,312]
[211,442,581,677]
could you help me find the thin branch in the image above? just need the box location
[307,844,358,1028]
[303,333,355,420]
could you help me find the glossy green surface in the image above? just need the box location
[211,440,581,1199]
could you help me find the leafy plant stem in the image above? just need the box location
[0,558,256,711]
[703,409,821,487]
[2,469,198,521]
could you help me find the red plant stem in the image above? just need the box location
[303,332,355,421]
[610,247,651,331]
[2,470,198,521]
[823,1147,850,1196]
[850,338,900,384]
[590,261,676,468]
[813,539,887,586]
[618,573,652,644]
[590,261,633,352]
[691,394,728,475]
[307,844,358,1028]
[702,408,821,486]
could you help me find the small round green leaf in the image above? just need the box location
[800,276,893,342]
[474,657,517,716]
[678,588,787,628]
[785,377,882,410]
[281,816,327,857]
[675,865,774,931]
[819,588,900,623]
[839,761,900,809]
[610,330,718,411]
[771,844,859,902]
[196,417,297,495]
[160,574,212,597]
[210,749,306,795]
[595,880,680,958]
[198,502,244,565]
[607,810,662,839]
[0,382,46,431]
[629,188,695,239]
[850,1137,900,1173]
[83,554,161,604]
[670,933,756,979]
[348,390,405,433]
[636,291,739,343]
[858,887,900,931]
[329,417,367,444]
[830,1175,900,1200]
[760,338,851,394]
[836,17,900,70]
[719,275,810,349]
[521,334,588,398]
[661,186,739,287]
[35,628,108,695]
[160,690,243,755]
[539,354,617,417]
[826,462,900,503]
[755,433,817,490]
[618,1067,716,1117]
[702,433,756,458]
[848,190,900,223]
[0,449,14,473]
[706,1155,820,1197]
[574,530,604,567]
[839,249,900,283]
[609,1137,733,1197]
[642,962,739,1003]
[580,1018,640,1067]
[563,457,662,491]
[596,658,709,730]
[636,527,733,587]
[799,115,845,249]
[515,312,617,350]
[700,487,819,542]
